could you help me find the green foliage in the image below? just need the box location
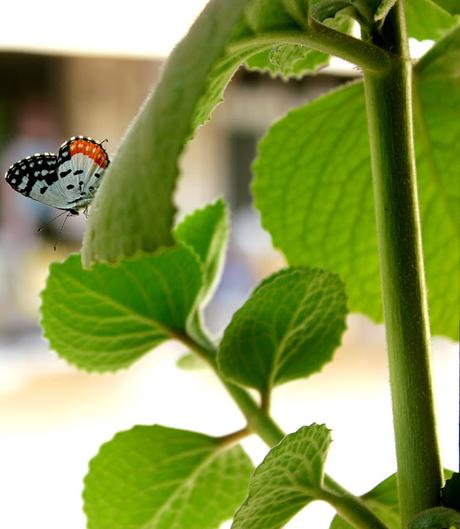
[407,507,460,529]
[42,199,231,370]
[245,1,352,79]
[245,45,330,79]
[218,267,347,394]
[81,0,251,266]
[253,27,460,340]
[231,424,331,529]
[175,199,228,305]
[37,1,460,528]
[175,199,229,345]
[41,249,202,371]
[80,0,304,266]
[330,474,400,529]
[405,0,459,41]
[429,0,460,15]
[81,0,371,269]
[83,425,254,529]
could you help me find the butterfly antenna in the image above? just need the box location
[37,210,68,232]
[100,138,109,146]
[53,211,72,251]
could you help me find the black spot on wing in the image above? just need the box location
[5,154,58,197]
[60,169,71,178]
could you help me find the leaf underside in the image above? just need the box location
[41,248,202,372]
[218,267,347,392]
[253,28,460,340]
[84,425,254,529]
[232,424,332,529]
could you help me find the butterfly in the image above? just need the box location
[5,136,110,215]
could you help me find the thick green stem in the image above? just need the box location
[362,3,442,525]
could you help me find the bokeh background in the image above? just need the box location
[0,2,457,528]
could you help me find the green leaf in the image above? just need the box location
[245,45,330,79]
[175,199,229,308]
[331,470,456,529]
[415,24,460,80]
[330,474,400,529]
[408,507,460,529]
[218,267,347,394]
[84,424,254,529]
[253,29,460,340]
[245,1,353,79]
[81,0,252,267]
[175,199,229,346]
[176,352,208,371]
[430,0,460,15]
[82,0,350,267]
[405,0,459,41]
[231,424,331,529]
[40,248,202,371]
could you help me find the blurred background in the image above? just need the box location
[0,2,457,528]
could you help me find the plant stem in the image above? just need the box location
[183,335,391,529]
[228,27,392,73]
[362,2,442,525]
[180,333,285,446]
[319,488,388,529]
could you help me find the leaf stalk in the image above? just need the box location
[182,335,390,529]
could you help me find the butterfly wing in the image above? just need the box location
[57,136,109,210]
[4,153,74,210]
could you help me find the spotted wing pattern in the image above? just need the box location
[5,136,110,213]
[5,153,62,208]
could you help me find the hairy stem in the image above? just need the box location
[362,2,442,525]
[228,26,392,73]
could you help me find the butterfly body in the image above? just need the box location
[5,136,109,214]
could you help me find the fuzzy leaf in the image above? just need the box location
[245,1,352,79]
[84,425,254,529]
[218,267,347,393]
[245,45,330,79]
[232,424,331,529]
[81,0,252,266]
[253,29,460,340]
[82,0,348,267]
[41,248,202,371]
